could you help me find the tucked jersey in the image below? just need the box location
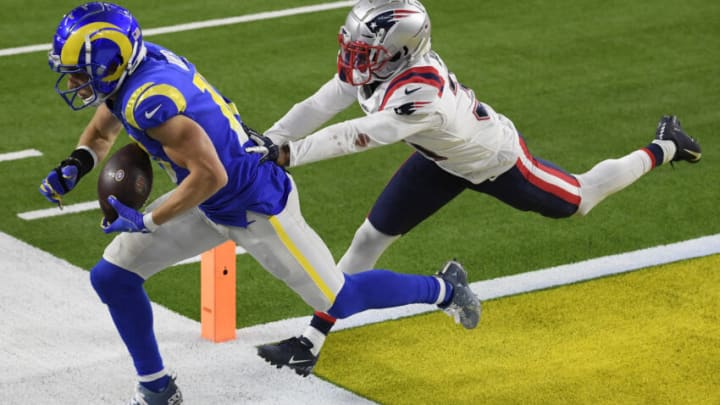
[108,42,291,226]
[265,51,522,184]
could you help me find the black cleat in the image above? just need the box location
[129,373,183,405]
[257,336,318,377]
[655,115,701,163]
[436,260,481,329]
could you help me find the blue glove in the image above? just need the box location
[39,165,79,207]
[101,196,153,234]
[243,124,278,163]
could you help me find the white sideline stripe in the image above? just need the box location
[0,231,374,404]
[1,229,718,403]
[0,149,42,162]
[0,1,355,57]
[318,234,720,332]
[17,201,100,220]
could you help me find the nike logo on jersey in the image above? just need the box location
[144,104,163,119]
[404,86,422,95]
[288,356,313,365]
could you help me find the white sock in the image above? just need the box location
[434,276,448,305]
[652,139,677,164]
[575,149,656,216]
[137,368,168,383]
[302,326,326,356]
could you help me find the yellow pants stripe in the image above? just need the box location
[268,216,335,302]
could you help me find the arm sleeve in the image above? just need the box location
[287,109,442,167]
[265,74,356,144]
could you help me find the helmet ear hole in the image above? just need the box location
[106,61,120,76]
[390,51,402,62]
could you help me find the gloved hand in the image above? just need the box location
[39,164,79,207]
[101,196,156,234]
[243,124,279,163]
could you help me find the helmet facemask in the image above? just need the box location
[337,27,392,86]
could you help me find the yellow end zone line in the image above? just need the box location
[0,1,355,57]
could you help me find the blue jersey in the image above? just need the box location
[107,42,291,227]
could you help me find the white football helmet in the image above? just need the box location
[338,0,431,85]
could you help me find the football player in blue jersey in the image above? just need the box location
[254,0,703,376]
[38,3,481,404]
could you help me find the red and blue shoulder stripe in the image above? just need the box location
[379,66,445,111]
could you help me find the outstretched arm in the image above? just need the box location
[284,109,441,167]
[265,75,356,144]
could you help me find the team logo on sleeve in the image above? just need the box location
[394,101,430,115]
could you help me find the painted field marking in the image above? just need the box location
[13,1,355,221]
[0,149,42,162]
[17,201,249,263]
[18,201,99,220]
[0,1,355,57]
[327,233,720,332]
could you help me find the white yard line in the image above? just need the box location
[174,245,248,266]
[17,202,248,265]
[0,149,42,162]
[0,1,355,57]
[17,201,99,220]
[13,1,355,219]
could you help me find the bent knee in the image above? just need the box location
[353,219,389,244]
[90,259,144,304]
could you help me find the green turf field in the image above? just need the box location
[1,0,718,402]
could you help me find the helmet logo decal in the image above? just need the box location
[366,9,419,34]
[88,28,134,83]
[60,22,123,65]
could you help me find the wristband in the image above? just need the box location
[62,147,96,180]
[143,212,159,232]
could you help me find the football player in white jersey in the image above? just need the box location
[254,0,702,376]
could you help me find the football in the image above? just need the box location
[97,142,153,222]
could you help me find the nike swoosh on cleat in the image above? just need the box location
[144,104,163,119]
[288,356,313,365]
[684,149,701,161]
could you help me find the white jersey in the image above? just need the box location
[265,51,522,184]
